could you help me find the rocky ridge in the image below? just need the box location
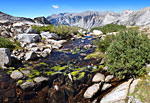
[47,7,150,30]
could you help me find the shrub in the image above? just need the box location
[90,24,126,34]
[106,29,150,79]
[93,34,116,53]
[0,37,16,50]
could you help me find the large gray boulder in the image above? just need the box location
[14,33,41,43]
[40,32,60,39]
[100,79,133,103]
[0,48,11,68]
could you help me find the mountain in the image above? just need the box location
[47,7,150,30]
[0,11,50,24]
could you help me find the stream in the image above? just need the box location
[0,35,123,103]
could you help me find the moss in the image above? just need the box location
[29,74,34,79]
[78,72,85,79]
[27,79,34,82]
[17,80,23,84]
[84,51,105,60]
[72,51,77,54]
[37,62,49,67]
[51,65,68,71]
[45,71,56,76]
[19,67,28,71]
[71,71,80,76]
[7,70,12,74]
[91,65,104,73]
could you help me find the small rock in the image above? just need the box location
[20,81,35,90]
[40,52,48,58]
[84,44,93,49]
[102,83,112,91]
[43,48,51,54]
[25,51,38,61]
[146,64,150,68]
[105,75,114,82]
[84,83,100,98]
[54,85,59,91]
[10,71,23,80]
[34,77,48,85]
[103,66,108,71]
[92,73,105,82]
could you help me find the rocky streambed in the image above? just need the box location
[0,35,140,103]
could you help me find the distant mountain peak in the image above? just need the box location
[47,7,150,29]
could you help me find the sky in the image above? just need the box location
[0,0,150,18]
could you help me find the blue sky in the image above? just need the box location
[0,0,150,18]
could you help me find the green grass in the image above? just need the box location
[32,25,86,39]
[90,24,126,34]
[130,76,150,103]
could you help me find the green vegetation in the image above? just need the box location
[84,50,105,60]
[90,24,126,34]
[130,76,150,103]
[0,37,21,50]
[51,65,68,71]
[32,25,85,38]
[93,34,116,53]
[106,29,150,79]
[17,80,23,84]
[0,37,15,50]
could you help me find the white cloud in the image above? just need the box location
[52,5,59,9]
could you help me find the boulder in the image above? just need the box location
[46,39,67,49]
[105,75,114,82]
[102,83,112,91]
[92,73,105,83]
[13,22,24,27]
[100,79,133,103]
[25,51,38,61]
[14,33,41,43]
[40,32,59,39]
[92,30,103,35]
[20,81,35,90]
[34,77,48,85]
[10,71,23,80]
[43,48,51,54]
[0,48,11,68]
[84,83,100,98]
